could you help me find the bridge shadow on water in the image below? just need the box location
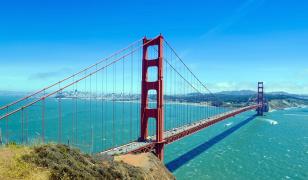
[165,115,257,172]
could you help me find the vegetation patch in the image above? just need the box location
[0,144,50,180]
[21,144,147,179]
[0,144,174,180]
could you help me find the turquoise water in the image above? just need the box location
[0,96,226,154]
[1,96,307,179]
[165,108,308,179]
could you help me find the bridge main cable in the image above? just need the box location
[0,38,143,111]
[163,39,224,104]
[0,36,160,121]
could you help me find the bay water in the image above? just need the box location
[0,96,307,179]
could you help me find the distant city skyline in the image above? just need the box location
[1,0,308,93]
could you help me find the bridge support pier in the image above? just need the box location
[257,82,264,116]
[140,35,165,161]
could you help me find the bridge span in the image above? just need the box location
[99,104,259,156]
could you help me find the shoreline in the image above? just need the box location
[57,97,218,108]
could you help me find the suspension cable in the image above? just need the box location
[0,37,159,121]
[164,39,224,104]
[0,38,143,111]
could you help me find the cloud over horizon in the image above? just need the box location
[28,67,71,80]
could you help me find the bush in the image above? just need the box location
[22,144,145,180]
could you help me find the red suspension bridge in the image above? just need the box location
[0,35,265,161]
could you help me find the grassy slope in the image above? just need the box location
[0,144,50,180]
[269,98,308,110]
[0,144,174,180]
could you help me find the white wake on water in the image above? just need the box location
[260,118,278,125]
[224,122,233,127]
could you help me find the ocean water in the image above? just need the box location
[165,108,308,180]
[1,96,307,179]
[0,96,227,153]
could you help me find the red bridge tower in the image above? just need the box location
[257,82,264,116]
[140,35,164,160]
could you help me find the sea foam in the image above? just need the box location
[261,118,278,125]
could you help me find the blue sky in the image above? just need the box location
[0,0,308,93]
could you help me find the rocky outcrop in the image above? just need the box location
[269,99,308,110]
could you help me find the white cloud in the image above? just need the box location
[28,67,71,80]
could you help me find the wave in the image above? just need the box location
[224,122,233,127]
[260,118,278,125]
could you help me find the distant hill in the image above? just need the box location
[216,90,255,96]
[267,91,291,95]
[215,90,308,98]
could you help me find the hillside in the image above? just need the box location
[268,98,308,110]
[0,144,175,180]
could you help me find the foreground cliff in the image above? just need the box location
[0,144,175,180]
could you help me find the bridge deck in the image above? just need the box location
[98,105,258,156]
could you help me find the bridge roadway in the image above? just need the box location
[98,105,259,156]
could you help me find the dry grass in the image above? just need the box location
[0,144,50,180]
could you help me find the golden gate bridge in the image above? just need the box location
[0,35,265,161]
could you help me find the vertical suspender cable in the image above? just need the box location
[58,83,62,144]
[169,47,172,129]
[6,107,8,144]
[59,83,62,144]
[95,65,98,152]
[122,57,125,144]
[137,45,141,138]
[112,61,115,147]
[42,91,45,143]
[101,64,104,150]
[90,72,93,153]
[26,108,28,144]
[75,75,78,145]
[186,70,188,125]
[130,46,133,142]
[105,59,108,148]
[21,108,24,143]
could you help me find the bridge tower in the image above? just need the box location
[257,82,264,116]
[140,35,164,160]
